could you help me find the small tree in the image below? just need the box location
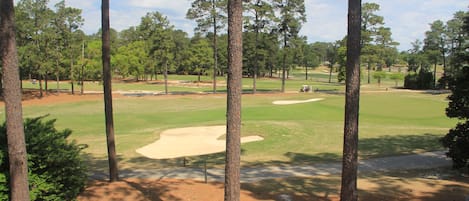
[0,116,87,200]
[372,71,386,87]
[389,72,404,87]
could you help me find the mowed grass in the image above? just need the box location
[20,71,343,94]
[0,80,456,170]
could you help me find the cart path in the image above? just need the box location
[91,151,451,182]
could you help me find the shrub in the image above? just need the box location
[441,66,469,171]
[0,116,88,200]
[441,121,469,169]
[404,71,434,89]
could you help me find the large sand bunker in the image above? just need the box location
[272,98,324,105]
[136,126,263,159]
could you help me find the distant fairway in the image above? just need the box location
[0,83,455,169]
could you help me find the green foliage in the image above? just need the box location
[389,72,404,86]
[186,0,227,33]
[446,67,469,119]
[404,71,434,89]
[441,121,469,169]
[372,71,387,86]
[441,10,469,171]
[0,116,87,200]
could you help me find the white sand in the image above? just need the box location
[272,98,324,105]
[136,126,264,159]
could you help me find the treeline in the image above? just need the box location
[4,0,468,94]
[401,11,469,89]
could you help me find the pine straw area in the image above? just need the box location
[78,169,469,201]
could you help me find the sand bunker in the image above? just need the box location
[272,98,324,105]
[136,126,263,159]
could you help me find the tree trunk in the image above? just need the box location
[253,9,259,94]
[281,33,287,93]
[212,0,218,93]
[367,62,370,84]
[102,0,119,182]
[1,1,31,199]
[305,66,308,80]
[224,0,242,200]
[39,74,43,97]
[340,1,361,201]
[433,63,437,88]
[329,64,333,83]
[164,60,168,95]
[56,60,60,93]
[81,41,85,95]
[81,64,84,95]
[70,57,74,95]
[45,72,48,95]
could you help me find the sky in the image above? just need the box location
[46,0,468,51]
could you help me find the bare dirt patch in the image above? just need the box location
[77,178,269,201]
[78,172,469,201]
[0,90,104,107]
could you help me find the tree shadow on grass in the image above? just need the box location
[84,133,445,173]
[358,133,443,158]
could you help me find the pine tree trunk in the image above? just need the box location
[212,0,218,93]
[39,74,43,97]
[224,0,242,200]
[340,0,362,201]
[281,33,287,93]
[253,9,259,94]
[1,1,31,199]
[164,60,168,95]
[56,60,60,93]
[102,0,119,182]
[71,57,75,95]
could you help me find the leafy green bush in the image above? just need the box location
[0,116,88,200]
[404,71,434,89]
[441,66,469,171]
[441,121,469,169]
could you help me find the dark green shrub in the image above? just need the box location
[0,116,88,200]
[441,121,469,169]
[442,67,469,171]
[404,71,434,89]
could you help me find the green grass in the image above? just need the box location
[7,72,456,170]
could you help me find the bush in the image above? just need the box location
[404,71,434,89]
[0,116,88,200]
[441,121,469,169]
[442,67,469,171]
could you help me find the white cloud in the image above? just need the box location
[302,0,347,43]
[126,0,190,10]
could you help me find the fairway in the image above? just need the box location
[0,85,455,170]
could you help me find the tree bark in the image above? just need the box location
[164,60,168,95]
[102,0,119,182]
[224,0,242,200]
[212,0,218,93]
[281,32,287,93]
[340,0,361,201]
[253,5,260,94]
[1,0,31,200]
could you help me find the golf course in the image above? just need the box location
[3,70,457,169]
